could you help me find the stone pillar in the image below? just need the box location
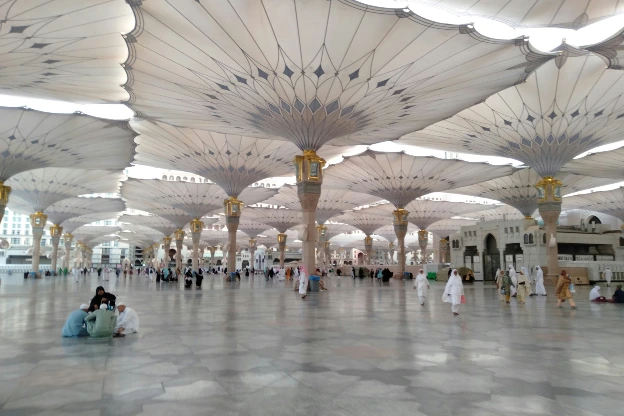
[190,218,204,271]
[249,239,257,270]
[224,196,243,276]
[209,246,216,267]
[388,243,395,265]
[0,182,10,225]
[29,212,47,274]
[294,150,325,274]
[163,236,172,268]
[440,239,449,263]
[316,224,327,266]
[393,209,409,278]
[418,230,428,264]
[174,229,185,270]
[323,241,331,267]
[63,233,73,270]
[535,177,563,284]
[50,224,63,275]
[364,235,373,265]
[277,233,287,267]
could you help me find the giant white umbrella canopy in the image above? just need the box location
[73,225,122,245]
[562,187,624,221]
[0,108,135,224]
[21,196,125,272]
[449,168,620,218]
[559,145,624,179]
[331,211,391,265]
[399,52,624,279]
[263,184,381,225]
[62,213,123,235]
[244,208,302,267]
[0,0,133,102]
[427,219,476,239]
[324,150,516,273]
[122,0,552,274]
[117,214,177,238]
[408,0,624,29]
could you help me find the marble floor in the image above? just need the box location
[0,272,623,416]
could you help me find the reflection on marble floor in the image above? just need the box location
[0,273,622,416]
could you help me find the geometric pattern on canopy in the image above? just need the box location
[399,54,624,177]
[6,167,124,213]
[61,213,122,235]
[201,229,233,248]
[562,187,624,221]
[323,150,516,208]
[243,208,302,234]
[323,223,360,241]
[86,235,120,249]
[328,233,362,249]
[331,211,391,236]
[449,169,617,218]
[131,119,300,196]
[362,199,498,229]
[123,0,551,150]
[416,0,624,29]
[41,197,126,226]
[263,184,382,225]
[0,108,135,181]
[124,199,194,230]
[559,145,624,179]
[72,225,121,244]
[117,214,178,238]
[118,223,165,243]
[0,0,133,102]
[374,223,419,244]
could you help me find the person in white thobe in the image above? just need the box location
[604,267,613,287]
[414,270,430,305]
[508,265,517,296]
[534,266,547,296]
[521,267,534,296]
[298,266,309,299]
[114,302,139,335]
[442,269,464,315]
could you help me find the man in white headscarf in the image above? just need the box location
[508,265,517,297]
[534,266,547,296]
[114,302,139,336]
[604,267,613,287]
[589,285,602,302]
[521,267,534,297]
[414,269,430,305]
[442,269,464,315]
[62,304,90,337]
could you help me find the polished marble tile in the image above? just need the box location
[0,273,622,415]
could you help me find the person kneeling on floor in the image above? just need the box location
[114,302,139,337]
[85,304,117,338]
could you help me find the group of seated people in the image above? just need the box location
[62,286,139,338]
[589,284,624,303]
[184,267,204,288]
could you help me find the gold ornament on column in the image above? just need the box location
[316,224,327,239]
[294,150,326,183]
[535,176,563,202]
[249,238,257,248]
[224,196,243,216]
[29,211,48,227]
[174,229,185,241]
[49,224,63,238]
[190,218,204,233]
[535,176,563,283]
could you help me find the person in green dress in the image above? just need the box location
[84,304,117,338]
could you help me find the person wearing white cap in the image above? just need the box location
[61,304,90,337]
[442,269,464,316]
[114,302,139,337]
[84,304,117,338]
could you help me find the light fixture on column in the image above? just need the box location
[50,224,63,275]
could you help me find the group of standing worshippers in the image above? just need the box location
[62,287,139,338]
[496,265,546,304]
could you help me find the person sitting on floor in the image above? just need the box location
[590,285,608,303]
[62,304,90,337]
[196,268,204,287]
[184,272,193,288]
[88,286,116,312]
[114,302,139,337]
[612,285,624,303]
[84,304,117,338]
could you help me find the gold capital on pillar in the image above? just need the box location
[30,211,48,228]
[0,182,9,225]
[224,197,242,278]
[278,233,287,267]
[163,236,172,245]
[316,224,327,240]
[50,224,63,238]
[249,238,256,248]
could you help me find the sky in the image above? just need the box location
[1,0,623,197]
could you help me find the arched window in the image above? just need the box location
[191,177,195,182]
[523,234,529,244]
[183,176,188,181]
[529,234,534,244]
[162,175,167,180]
[169,176,174,180]
[176,176,181,181]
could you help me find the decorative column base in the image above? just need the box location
[418,229,428,265]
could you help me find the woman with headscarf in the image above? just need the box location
[589,285,607,302]
[494,268,504,301]
[88,286,116,312]
[299,265,309,300]
[508,265,517,297]
[521,267,534,296]
[442,269,464,315]
[516,269,529,304]
[534,266,546,296]
[414,269,430,305]
[555,270,576,309]
[501,270,514,304]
